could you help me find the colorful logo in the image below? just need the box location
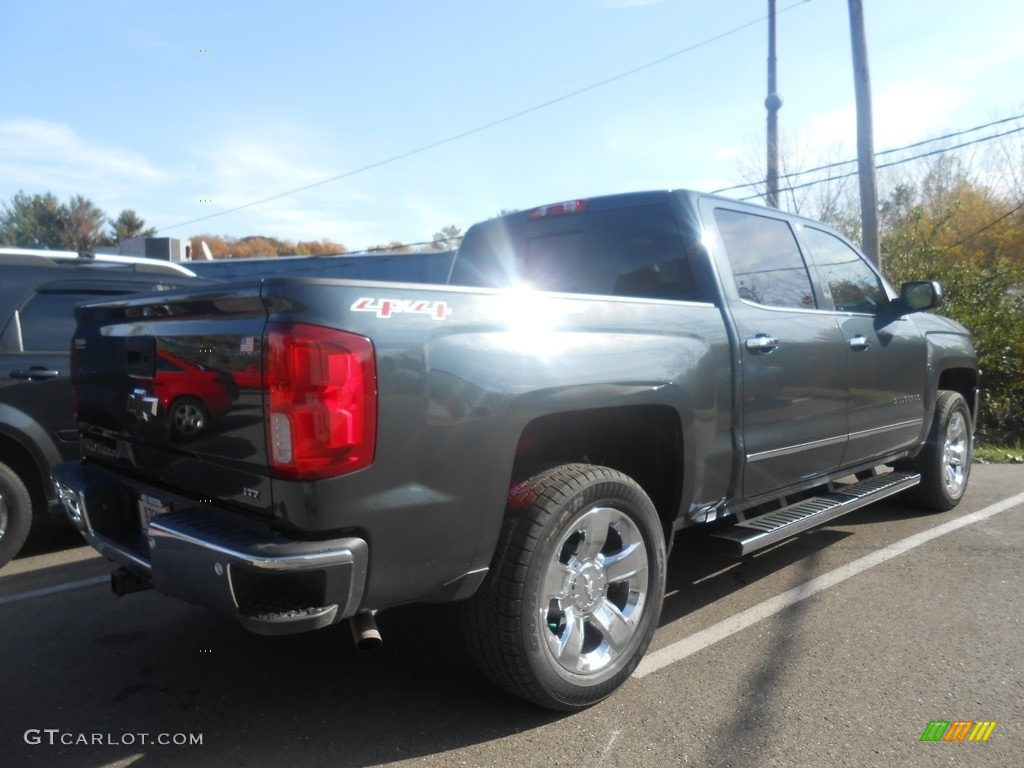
[920,721,996,742]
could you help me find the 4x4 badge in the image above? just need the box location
[127,388,159,421]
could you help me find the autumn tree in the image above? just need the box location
[428,225,463,251]
[187,233,347,259]
[293,239,346,256]
[878,156,1024,440]
[367,241,412,253]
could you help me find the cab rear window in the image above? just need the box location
[452,203,698,301]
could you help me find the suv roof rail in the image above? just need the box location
[0,247,197,277]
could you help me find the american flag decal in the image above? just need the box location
[240,336,255,353]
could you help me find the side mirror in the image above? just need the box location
[894,280,943,314]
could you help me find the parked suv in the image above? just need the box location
[0,248,201,567]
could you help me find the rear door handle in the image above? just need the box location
[9,367,60,381]
[848,335,872,351]
[745,335,780,353]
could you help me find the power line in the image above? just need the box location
[939,201,1024,253]
[714,112,1024,195]
[736,124,1024,201]
[156,0,812,235]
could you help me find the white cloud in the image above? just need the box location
[808,81,966,152]
[0,119,165,191]
[165,126,376,243]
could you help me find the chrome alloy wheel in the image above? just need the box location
[539,505,649,675]
[943,409,969,498]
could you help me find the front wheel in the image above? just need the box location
[899,390,973,511]
[463,464,666,710]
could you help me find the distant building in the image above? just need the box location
[118,237,190,263]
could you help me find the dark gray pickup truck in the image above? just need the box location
[53,190,978,709]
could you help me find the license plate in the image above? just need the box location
[138,494,171,532]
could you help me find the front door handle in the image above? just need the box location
[848,335,872,351]
[9,367,60,381]
[745,335,780,353]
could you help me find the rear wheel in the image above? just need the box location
[899,390,972,511]
[463,464,666,710]
[0,461,32,569]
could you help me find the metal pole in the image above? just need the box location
[765,0,782,209]
[849,0,880,266]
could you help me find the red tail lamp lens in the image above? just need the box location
[265,323,376,479]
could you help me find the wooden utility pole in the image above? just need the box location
[848,0,880,266]
[765,0,782,209]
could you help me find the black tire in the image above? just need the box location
[170,397,210,437]
[462,464,666,710]
[0,460,33,569]
[898,390,972,511]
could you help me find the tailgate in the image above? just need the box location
[73,283,274,514]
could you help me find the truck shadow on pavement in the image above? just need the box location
[4,502,911,768]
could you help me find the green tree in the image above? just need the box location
[879,162,1024,440]
[0,191,108,251]
[109,209,156,242]
[0,191,67,248]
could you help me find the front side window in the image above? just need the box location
[802,228,886,314]
[713,208,815,309]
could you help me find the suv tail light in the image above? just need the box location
[264,323,377,480]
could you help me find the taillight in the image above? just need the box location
[264,323,377,480]
[527,199,587,219]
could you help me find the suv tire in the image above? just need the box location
[0,461,33,568]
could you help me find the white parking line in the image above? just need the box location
[0,575,109,606]
[633,490,1024,679]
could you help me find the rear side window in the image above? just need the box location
[18,291,122,351]
[452,203,698,301]
[714,208,816,310]
[801,227,886,313]
[17,285,166,351]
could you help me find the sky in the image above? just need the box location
[2,0,1023,252]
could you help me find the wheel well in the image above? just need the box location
[938,368,978,425]
[0,433,46,515]
[511,405,683,541]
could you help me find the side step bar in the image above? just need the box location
[711,472,920,556]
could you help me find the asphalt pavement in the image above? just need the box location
[1,463,1021,768]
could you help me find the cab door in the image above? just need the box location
[798,227,927,464]
[706,205,849,498]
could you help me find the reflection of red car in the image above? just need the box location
[153,351,233,436]
[231,363,262,390]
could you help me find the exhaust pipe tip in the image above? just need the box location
[350,611,382,652]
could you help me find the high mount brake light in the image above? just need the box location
[526,199,588,220]
[264,323,377,480]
